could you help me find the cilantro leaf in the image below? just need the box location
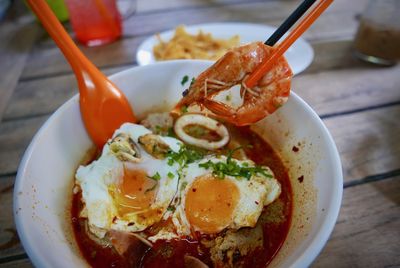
[166,145,204,169]
[181,75,189,86]
[180,181,188,191]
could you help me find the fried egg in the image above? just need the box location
[75,123,181,238]
[76,121,281,242]
[158,156,281,240]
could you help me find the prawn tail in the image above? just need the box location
[170,106,183,118]
[204,99,237,123]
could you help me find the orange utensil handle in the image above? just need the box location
[26,0,94,76]
[244,0,334,88]
[26,0,137,148]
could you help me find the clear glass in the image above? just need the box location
[117,0,136,19]
[353,0,400,65]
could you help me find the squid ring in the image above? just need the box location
[174,114,229,150]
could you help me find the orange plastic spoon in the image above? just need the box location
[26,0,137,148]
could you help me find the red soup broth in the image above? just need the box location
[71,126,293,268]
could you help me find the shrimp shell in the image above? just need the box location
[172,42,293,126]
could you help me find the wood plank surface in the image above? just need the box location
[20,35,143,80]
[294,65,400,116]
[303,39,367,74]
[123,2,361,40]
[136,0,369,14]
[5,59,400,122]
[324,106,400,183]
[313,176,400,268]
[3,66,129,121]
[0,18,39,121]
[0,258,31,268]
[0,116,48,175]
[20,0,367,79]
[0,176,25,259]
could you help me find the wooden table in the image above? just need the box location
[0,0,399,267]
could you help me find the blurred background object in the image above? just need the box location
[64,0,122,46]
[45,0,69,22]
[117,0,136,19]
[0,0,10,20]
[353,0,400,66]
[64,0,136,46]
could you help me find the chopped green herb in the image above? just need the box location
[180,181,188,191]
[167,172,175,179]
[190,77,196,86]
[225,94,232,101]
[227,146,243,163]
[198,154,272,180]
[167,145,204,169]
[181,105,188,114]
[167,205,176,212]
[181,75,189,86]
[148,172,161,181]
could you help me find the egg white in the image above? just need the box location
[75,123,182,238]
[75,123,281,242]
[153,156,281,240]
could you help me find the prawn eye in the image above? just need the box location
[182,88,189,96]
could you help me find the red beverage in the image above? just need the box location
[65,0,122,46]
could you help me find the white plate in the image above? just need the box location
[136,22,314,75]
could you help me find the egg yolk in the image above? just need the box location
[185,174,239,234]
[114,168,157,216]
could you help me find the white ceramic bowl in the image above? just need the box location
[14,60,342,268]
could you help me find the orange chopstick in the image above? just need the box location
[244,0,334,88]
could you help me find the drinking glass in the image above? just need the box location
[353,0,400,66]
[65,0,135,47]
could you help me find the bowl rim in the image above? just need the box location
[13,60,342,268]
[282,93,343,268]
[13,89,81,267]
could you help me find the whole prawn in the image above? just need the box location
[172,41,293,126]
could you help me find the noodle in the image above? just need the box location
[153,25,240,61]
